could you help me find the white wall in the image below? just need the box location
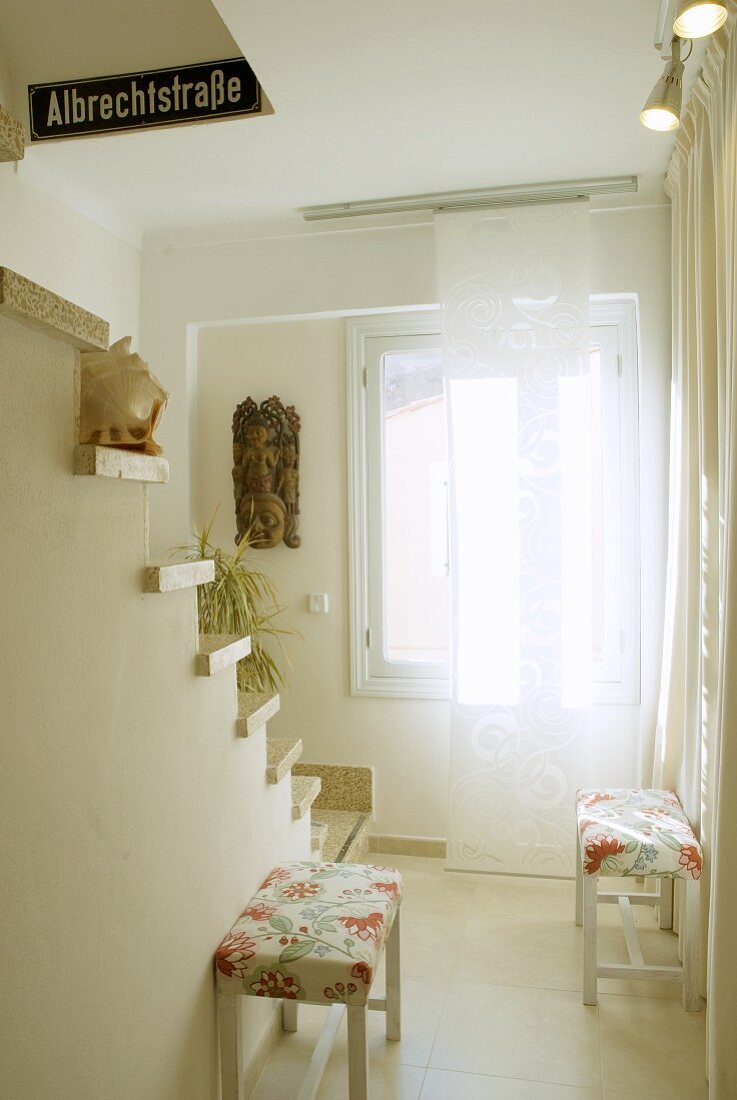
[141,207,671,842]
[0,52,13,113]
[0,312,307,1098]
[0,163,140,345]
[196,318,451,839]
[141,225,437,556]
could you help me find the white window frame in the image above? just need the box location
[348,311,447,699]
[589,295,641,705]
[348,300,640,703]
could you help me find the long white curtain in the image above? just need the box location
[436,202,592,877]
[652,7,737,1094]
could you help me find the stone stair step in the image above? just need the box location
[0,106,25,164]
[0,266,108,349]
[143,560,215,593]
[196,634,250,676]
[266,737,303,784]
[291,775,321,821]
[291,763,373,814]
[74,444,169,484]
[236,691,280,737]
[317,810,371,863]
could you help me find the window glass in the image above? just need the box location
[348,303,639,702]
[382,349,450,663]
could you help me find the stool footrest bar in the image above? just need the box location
[597,891,660,904]
[296,1004,346,1100]
[618,896,646,968]
[598,963,683,981]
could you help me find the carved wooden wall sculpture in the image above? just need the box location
[232,395,301,549]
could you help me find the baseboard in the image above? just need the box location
[369,833,447,858]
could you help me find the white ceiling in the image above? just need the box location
[0,0,692,249]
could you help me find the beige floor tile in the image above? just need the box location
[455,911,583,992]
[316,1055,426,1099]
[596,904,683,1000]
[421,1069,603,1098]
[604,1093,692,1100]
[604,1092,669,1100]
[249,857,705,1100]
[250,1047,313,1100]
[400,916,467,982]
[272,979,446,1068]
[468,875,575,923]
[271,1001,333,1058]
[251,1027,425,1099]
[598,994,708,1099]
[454,907,682,1000]
[429,983,601,1089]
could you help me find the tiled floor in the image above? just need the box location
[251,854,707,1099]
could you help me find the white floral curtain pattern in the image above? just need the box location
[436,203,592,877]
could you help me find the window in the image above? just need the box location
[588,297,641,704]
[348,301,640,702]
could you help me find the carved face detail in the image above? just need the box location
[246,424,269,447]
[241,494,286,548]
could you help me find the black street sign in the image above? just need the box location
[28,57,264,142]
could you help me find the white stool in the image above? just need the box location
[216,861,402,1099]
[575,788,702,1012]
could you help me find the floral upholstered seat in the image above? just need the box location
[576,788,702,880]
[215,862,402,1006]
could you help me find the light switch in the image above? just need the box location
[308,593,329,614]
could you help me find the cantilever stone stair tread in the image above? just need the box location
[266,738,303,783]
[291,775,321,820]
[143,560,215,592]
[5,264,375,881]
[237,690,280,737]
[196,634,251,676]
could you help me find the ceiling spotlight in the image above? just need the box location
[641,38,685,131]
[673,0,728,38]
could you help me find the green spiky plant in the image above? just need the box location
[173,508,297,693]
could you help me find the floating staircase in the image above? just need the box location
[195,634,251,676]
[143,560,215,592]
[237,690,281,737]
[266,738,302,784]
[73,444,169,482]
[291,774,322,820]
[292,763,374,862]
[0,263,319,1096]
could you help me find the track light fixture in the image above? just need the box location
[673,0,728,38]
[640,37,686,131]
[643,0,728,132]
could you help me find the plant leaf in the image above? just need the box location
[269,915,294,934]
[659,832,684,852]
[279,940,315,963]
[174,505,299,692]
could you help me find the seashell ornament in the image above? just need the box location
[79,337,169,456]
